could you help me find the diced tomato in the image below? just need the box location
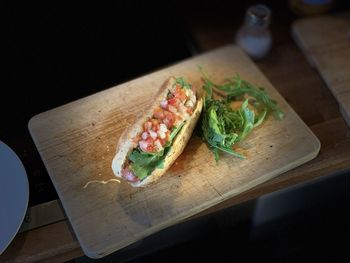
[163,111,176,128]
[153,107,165,120]
[186,107,193,115]
[145,137,154,150]
[175,86,187,101]
[151,119,159,126]
[139,137,155,152]
[164,110,175,120]
[168,97,179,107]
[151,119,160,131]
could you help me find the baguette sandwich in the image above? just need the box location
[112,76,203,187]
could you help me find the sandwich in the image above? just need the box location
[112,76,203,187]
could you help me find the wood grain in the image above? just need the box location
[28,45,320,258]
[292,12,350,126]
[0,221,81,263]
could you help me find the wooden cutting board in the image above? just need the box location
[292,12,350,126]
[29,45,320,258]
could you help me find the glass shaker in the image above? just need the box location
[235,4,272,60]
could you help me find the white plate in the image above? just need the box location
[0,141,29,255]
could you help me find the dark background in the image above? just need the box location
[3,1,350,262]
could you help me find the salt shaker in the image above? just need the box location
[235,4,272,60]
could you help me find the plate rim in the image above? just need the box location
[0,140,29,255]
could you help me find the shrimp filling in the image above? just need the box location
[122,78,197,182]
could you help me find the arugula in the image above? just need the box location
[169,122,185,142]
[129,147,170,180]
[175,77,192,89]
[200,67,284,160]
[202,98,251,161]
[128,123,184,180]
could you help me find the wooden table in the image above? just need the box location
[2,9,350,263]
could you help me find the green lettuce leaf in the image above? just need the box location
[129,123,184,179]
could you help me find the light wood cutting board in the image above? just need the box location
[292,12,350,126]
[29,45,320,258]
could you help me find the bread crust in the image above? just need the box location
[111,77,203,187]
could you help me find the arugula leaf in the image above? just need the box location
[129,146,172,180]
[169,123,185,141]
[217,75,284,120]
[236,99,255,142]
[175,77,192,89]
[199,67,284,160]
[129,163,149,180]
[129,149,164,166]
[202,98,246,160]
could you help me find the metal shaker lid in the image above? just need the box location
[246,4,271,27]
